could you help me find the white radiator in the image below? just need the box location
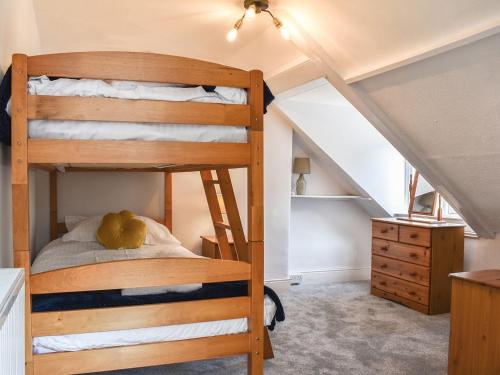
[0,269,25,375]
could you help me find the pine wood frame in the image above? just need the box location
[11,52,265,375]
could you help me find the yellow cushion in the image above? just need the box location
[96,210,147,249]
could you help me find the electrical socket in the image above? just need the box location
[290,274,303,286]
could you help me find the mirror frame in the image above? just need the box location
[408,171,439,217]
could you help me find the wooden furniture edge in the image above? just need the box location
[30,258,251,294]
[33,333,250,374]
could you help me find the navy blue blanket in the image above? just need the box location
[32,281,285,330]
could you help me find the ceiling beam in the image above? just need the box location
[345,17,500,84]
[280,11,496,238]
[266,59,324,95]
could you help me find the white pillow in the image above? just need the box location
[62,215,180,245]
[64,215,88,232]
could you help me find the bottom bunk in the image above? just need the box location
[28,216,283,374]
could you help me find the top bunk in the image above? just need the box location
[10,52,265,172]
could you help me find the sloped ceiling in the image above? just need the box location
[357,33,500,235]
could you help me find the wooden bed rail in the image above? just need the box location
[27,52,251,88]
[27,96,251,127]
[32,296,250,337]
[30,258,251,294]
[33,334,250,375]
[28,139,250,165]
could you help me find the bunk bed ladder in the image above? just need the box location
[200,169,248,261]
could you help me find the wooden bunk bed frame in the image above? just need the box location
[11,52,266,375]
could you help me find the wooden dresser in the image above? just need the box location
[448,270,500,374]
[371,218,464,315]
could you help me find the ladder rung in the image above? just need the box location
[203,179,220,184]
[214,221,231,230]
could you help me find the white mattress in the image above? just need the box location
[33,296,276,354]
[23,76,248,143]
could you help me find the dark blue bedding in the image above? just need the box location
[32,281,285,330]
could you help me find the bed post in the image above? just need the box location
[12,53,33,374]
[50,170,58,240]
[164,172,173,232]
[247,70,264,375]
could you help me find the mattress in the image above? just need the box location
[33,295,276,354]
[25,76,248,143]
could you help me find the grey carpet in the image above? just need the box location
[93,281,450,375]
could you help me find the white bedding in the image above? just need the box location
[31,238,203,275]
[23,76,248,143]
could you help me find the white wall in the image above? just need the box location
[289,135,372,279]
[465,236,500,271]
[0,0,41,267]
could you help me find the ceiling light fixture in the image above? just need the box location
[226,0,290,42]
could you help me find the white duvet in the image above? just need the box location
[31,239,277,354]
[21,76,248,143]
[31,238,203,275]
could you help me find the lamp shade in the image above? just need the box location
[293,157,310,174]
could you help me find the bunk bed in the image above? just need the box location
[11,52,272,375]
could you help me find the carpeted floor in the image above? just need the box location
[94,281,450,375]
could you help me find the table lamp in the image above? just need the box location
[293,157,310,195]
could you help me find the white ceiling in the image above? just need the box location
[32,0,500,79]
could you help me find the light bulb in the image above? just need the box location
[245,5,256,19]
[280,25,290,40]
[226,28,238,42]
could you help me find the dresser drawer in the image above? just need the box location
[372,238,430,266]
[372,255,430,286]
[399,225,431,247]
[372,221,398,241]
[372,271,429,305]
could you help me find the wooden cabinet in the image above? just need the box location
[448,270,500,375]
[371,218,464,315]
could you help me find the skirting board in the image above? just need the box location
[266,267,370,289]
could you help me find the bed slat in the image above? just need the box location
[30,258,251,294]
[28,96,250,126]
[28,139,250,165]
[32,296,250,336]
[27,52,251,88]
[33,333,250,375]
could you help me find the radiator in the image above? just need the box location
[0,269,25,375]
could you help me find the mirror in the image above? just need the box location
[408,171,438,217]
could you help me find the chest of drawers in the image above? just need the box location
[371,218,464,315]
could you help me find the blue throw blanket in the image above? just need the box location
[32,281,285,330]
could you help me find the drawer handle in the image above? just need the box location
[380,281,387,286]
[380,246,389,251]
[408,291,417,296]
[380,264,388,269]
[409,272,417,277]
[409,252,418,258]
[381,228,389,234]
[410,233,418,239]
